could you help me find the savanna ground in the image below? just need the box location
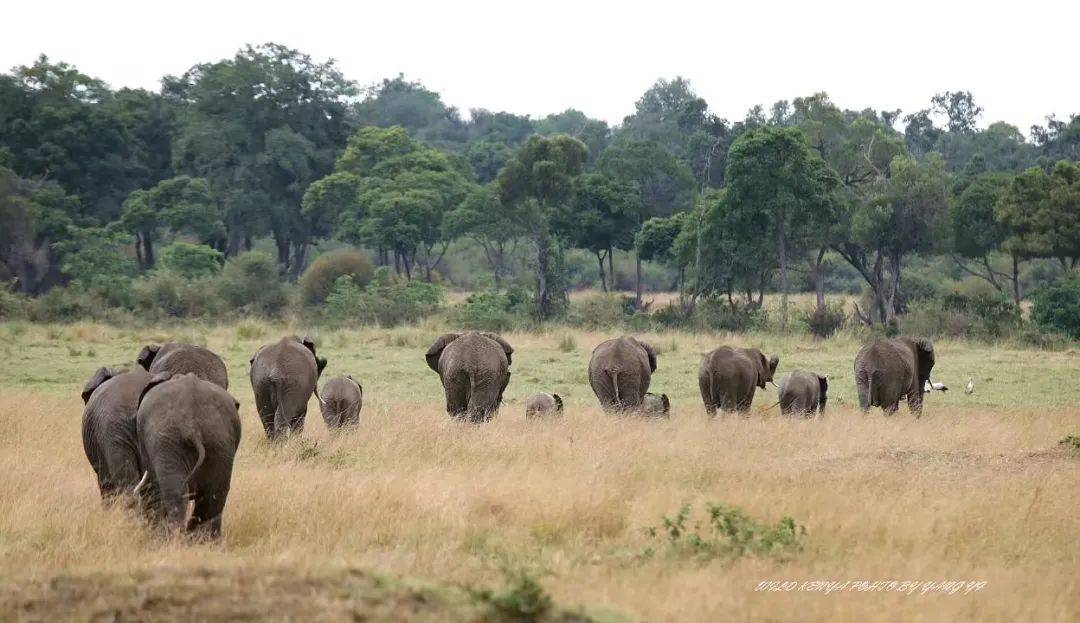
[0,319,1078,621]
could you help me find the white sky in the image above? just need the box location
[2,0,1077,134]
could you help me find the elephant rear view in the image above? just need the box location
[81,366,151,502]
[137,342,229,390]
[588,336,657,412]
[854,337,937,416]
[250,336,328,439]
[136,372,241,540]
[426,332,513,423]
[777,370,828,417]
[698,346,779,415]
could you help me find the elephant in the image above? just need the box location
[640,392,671,417]
[587,336,658,413]
[698,346,779,415]
[135,372,241,540]
[777,370,828,417]
[137,342,229,390]
[425,331,514,422]
[525,393,563,419]
[318,375,363,429]
[854,337,937,416]
[80,366,151,502]
[249,336,328,439]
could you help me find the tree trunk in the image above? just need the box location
[274,235,290,277]
[813,247,827,313]
[777,219,788,330]
[536,236,551,318]
[134,233,145,268]
[608,247,615,290]
[244,235,253,252]
[289,242,307,282]
[635,253,643,310]
[1011,255,1022,305]
[596,251,607,292]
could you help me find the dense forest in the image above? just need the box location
[1,43,1078,336]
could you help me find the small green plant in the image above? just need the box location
[1059,435,1080,452]
[477,568,553,622]
[645,503,805,563]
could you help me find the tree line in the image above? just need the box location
[1,43,1078,328]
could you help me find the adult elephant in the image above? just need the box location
[698,346,779,415]
[425,331,513,422]
[777,370,828,417]
[81,366,151,502]
[587,336,658,412]
[136,372,241,540]
[250,336,328,439]
[854,337,937,416]
[137,342,229,390]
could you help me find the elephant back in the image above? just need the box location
[147,342,229,390]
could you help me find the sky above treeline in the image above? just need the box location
[2,0,1077,134]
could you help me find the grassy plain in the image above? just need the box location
[0,320,1078,621]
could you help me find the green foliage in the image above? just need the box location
[645,503,805,563]
[565,294,634,329]
[217,251,289,316]
[56,228,137,307]
[323,268,443,327]
[996,161,1080,268]
[449,289,529,331]
[1059,435,1080,452]
[298,250,375,307]
[477,569,553,622]
[692,297,769,333]
[131,270,222,319]
[796,301,848,338]
[158,242,223,279]
[901,288,1022,340]
[0,289,28,320]
[1032,277,1080,339]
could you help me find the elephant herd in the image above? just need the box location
[79,331,942,540]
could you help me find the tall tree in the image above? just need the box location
[443,185,520,290]
[563,173,638,291]
[118,176,223,268]
[724,126,840,328]
[597,140,694,308]
[496,134,588,317]
[996,161,1080,273]
[948,171,1022,302]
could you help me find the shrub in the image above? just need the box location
[26,286,133,324]
[323,268,443,327]
[0,289,28,320]
[298,250,375,307]
[158,242,224,279]
[939,290,1022,338]
[796,301,847,338]
[449,289,528,331]
[693,297,768,333]
[478,569,553,621]
[645,503,805,563]
[132,270,223,319]
[565,293,633,328]
[217,251,290,316]
[1032,278,1080,340]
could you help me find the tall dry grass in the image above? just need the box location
[0,323,1078,620]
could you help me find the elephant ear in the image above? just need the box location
[425,333,462,373]
[636,339,658,373]
[138,371,175,408]
[660,393,671,415]
[136,344,160,371]
[316,357,328,376]
[768,355,780,380]
[480,332,514,367]
[81,367,114,404]
[913,337,935,380]
[552,393,563,412]
[817,374,829,396]
[751,350,768,388]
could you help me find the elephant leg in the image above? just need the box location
[467,376,502,423]
[443,371,469,418]
[188,456,233,541]
[907,388,924,418]
[855,371,871,413]
[589,370,619,412]
[698,374,717,417]
[290,406,307,435]
[154,468,191,533]
[882,399,900,416]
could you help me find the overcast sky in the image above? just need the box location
[2,0,1077,134]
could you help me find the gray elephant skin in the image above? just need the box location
[425,331,514,422]
[777,370,828,417]
[588,336,659,413]
[136,372,241,539]
[525,393,563,419]
[250,336,328,439]
[698,346,779,415]
[640,392,671,417]
[319,375,363,429]
[81,366,151,501]
[137,342,229,390]
[854,337,937,416]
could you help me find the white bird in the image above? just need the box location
[965,377,975,395]
[924,380,949,393]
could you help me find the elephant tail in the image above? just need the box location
[271,378,289,438]
[187,433,206,490]
[610,370,621,410]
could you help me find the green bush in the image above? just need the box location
[449,289,529,331]
[323,268,443,327]
[1032,277,1080,340]
[477,569,553,621]
[693,297,768,333]
[645,503,805,563]
[158,242,224,279]
[565,293,633,328]
[132,270,223,319]
[0,289,28,320]
[796,301,847,338]
[900,289,1021,340]
[25,286,133,324]
[298,249,374,307]
[217,251,290,316]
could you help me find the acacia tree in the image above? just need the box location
[496,134,588,318]
[724,126,840,328]
[597,141,694,308]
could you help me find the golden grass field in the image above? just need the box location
[0,321,1078,621]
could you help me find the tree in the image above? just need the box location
[563,173,638,291]
[597,140,694,308]
[534,109,610,164]
[834,154,951,327]
[118,176,222,268]
[724,126,840,328]
[353,74,465,149]
[168,43,355,276]
[443,185,520,290]
[949,172,1022,302]
[496,134,589,318]
[930,91,983,134]
[996,161,1080,273]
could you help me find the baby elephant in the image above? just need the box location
[525,393,564,419]
[777,371,828,417]
[639,392,671,418]
[319,375,364,429]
